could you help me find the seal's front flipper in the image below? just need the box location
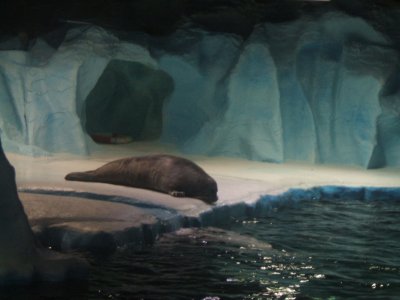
[169,191,185,197]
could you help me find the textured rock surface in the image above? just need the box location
[0,137,87,284]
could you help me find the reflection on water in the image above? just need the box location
[227,199,400,299]
[89,198,400,300]
[1,199,399,300]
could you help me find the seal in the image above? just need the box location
[65,154,218,203]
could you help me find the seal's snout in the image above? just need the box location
[203,193,218,204]
[212,194,219,202]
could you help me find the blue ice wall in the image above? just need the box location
[0,12,399,167]
[259,13,396,167]
[155,30,242,145]
[0,27,159,155]
[155,12,399,167]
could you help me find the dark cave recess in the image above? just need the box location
[84,60,173,144]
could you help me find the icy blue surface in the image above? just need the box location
[20,185,400,231]
[200,185,400,227]
[161,12,396,167]
[1,12,400,167]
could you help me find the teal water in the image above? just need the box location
[1,198,399,299]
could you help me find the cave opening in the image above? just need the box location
[84,59,173,144]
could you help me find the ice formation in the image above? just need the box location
[0,11,399,168]
[161,12,399,168]
[0,137,88,284]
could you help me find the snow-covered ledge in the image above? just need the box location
[7,143,400,255]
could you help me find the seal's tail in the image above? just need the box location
[65,171,96,182]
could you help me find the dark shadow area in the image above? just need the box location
[84,60,173,143]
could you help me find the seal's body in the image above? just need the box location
[65,154,218,203]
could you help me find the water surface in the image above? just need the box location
[1,198,399,299]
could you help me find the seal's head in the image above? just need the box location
[195,177,218,204]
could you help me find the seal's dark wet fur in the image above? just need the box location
[65,154,218,203]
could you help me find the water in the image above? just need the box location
[1,198,399,299]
